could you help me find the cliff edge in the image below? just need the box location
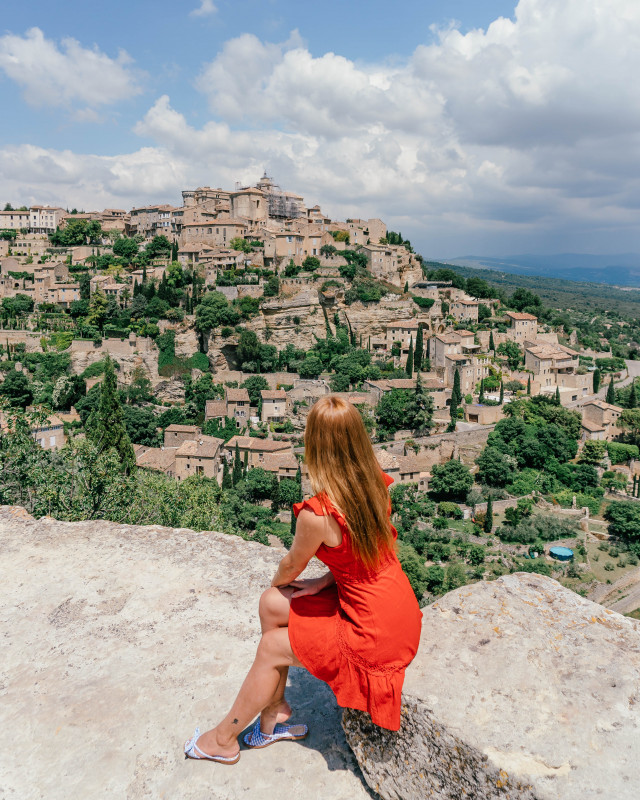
[343,573,640,800]
[0,507,371,800]
[2,508,639,800]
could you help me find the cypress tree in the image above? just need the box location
[484,495,493,533]
[479,377,485,403]
[452,368,462,406]
[554,386,561,406]
[406,337,414,378]
[243,450,249,476]
[403,281,409,293]
[232,442,243,486]
[527,375,531,395]
[606,376,616,405]
[414,324,424,373]
[499,380,504,405]
[367,336,371,352]
[86,355,135,473]
[142,263,147,284]
[629,382,637,409]
[222,460,232,489]
[593,368,601,395]
[489,331,495,352]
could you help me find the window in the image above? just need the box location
[49,436,56,447]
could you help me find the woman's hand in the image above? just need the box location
[288,573,334,598]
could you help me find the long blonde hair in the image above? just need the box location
[305,395,394,568]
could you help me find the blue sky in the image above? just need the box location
[1,0,639,258]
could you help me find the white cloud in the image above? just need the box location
[0,27,142,110]
[4,0,640,255]
[190,0,217,18]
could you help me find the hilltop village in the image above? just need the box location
[1,175,640,606]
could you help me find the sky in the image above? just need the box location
[1,0,639,259]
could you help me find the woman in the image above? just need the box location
[184,395,422,763]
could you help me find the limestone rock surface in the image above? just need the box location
[0,507,373,800]
[343,573,640,800]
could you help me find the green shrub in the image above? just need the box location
[187,352,210,371]
[607,442,639,464]
[437,502,463,519]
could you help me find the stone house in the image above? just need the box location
[260,451,300,482]
[31,414,65,450]
[450,297,479,323]
[164,424,202,448]
[175,435,224,481]
[464,404,505,425]
[204,399,228,423]
[224,436,293,469]
[504,311,538,343]
[134,445,178,478]
[226,388,251,426]
[581,400,624,442]
[444,354,490,395]
[260,389,288,423]
[524,343,581,389]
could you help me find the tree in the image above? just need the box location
[497,340,522,370]
[430,459,473,502]
[232,443,243,486]
[376,389,414,436]
[242,375,269,407]
[579,440,606,465]
[298,354,323,379]
[112,237,138,260]
[476,447,515,487]
[85,356,135,473]
[606,376,616,405]
[0,369,33,409]
[527,375,531,395]
[617,409,640,443]
[87,289,108,331]
[604,501,640,547]
[405,337,413,378]
[478,377,485,403]
[489,331,495,352]
[237,330,262,369]
[629,382,638,409]
[499,381,504,405]
[408,373,434,435]
[451,369,461,406]
[221,460,232,490]
[554,386,561,406]
[510,288,541,312]
[274,478,302,509]
[484,495,493,533]
[414,325,424,373]
[593,368,601,394]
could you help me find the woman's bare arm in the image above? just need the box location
[271,508,332,588]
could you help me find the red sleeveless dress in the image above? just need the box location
[288,473,422,731]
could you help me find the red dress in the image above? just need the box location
[288,473,422,731]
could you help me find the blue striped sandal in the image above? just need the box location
[243,720,309,749]
[184,727,240,764]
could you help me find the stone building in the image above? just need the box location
[581,400,624,441]
[260,389,288,423]
[175,436,224,481]
[504,311,538,343]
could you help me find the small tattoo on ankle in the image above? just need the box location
[232,718,239,725]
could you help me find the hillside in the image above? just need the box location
[449,253,640,288]
[429,259,640,315]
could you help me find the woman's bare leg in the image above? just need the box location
[258,587,296,730]
[195,627,302,757]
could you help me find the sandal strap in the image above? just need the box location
[184,727,238,762]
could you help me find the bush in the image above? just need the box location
[607,442,640,464]
[187,352,210,371]
[437,502,463,519]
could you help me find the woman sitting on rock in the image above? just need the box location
[184,394,423,763]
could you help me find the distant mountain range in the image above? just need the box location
[446,254,640,288]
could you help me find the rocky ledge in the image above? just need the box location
[2,507,638,800]
[343,573,640,800]
[0,507,370,800]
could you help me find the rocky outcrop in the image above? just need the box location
[0,507,371,800]
[343,573,640,800]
